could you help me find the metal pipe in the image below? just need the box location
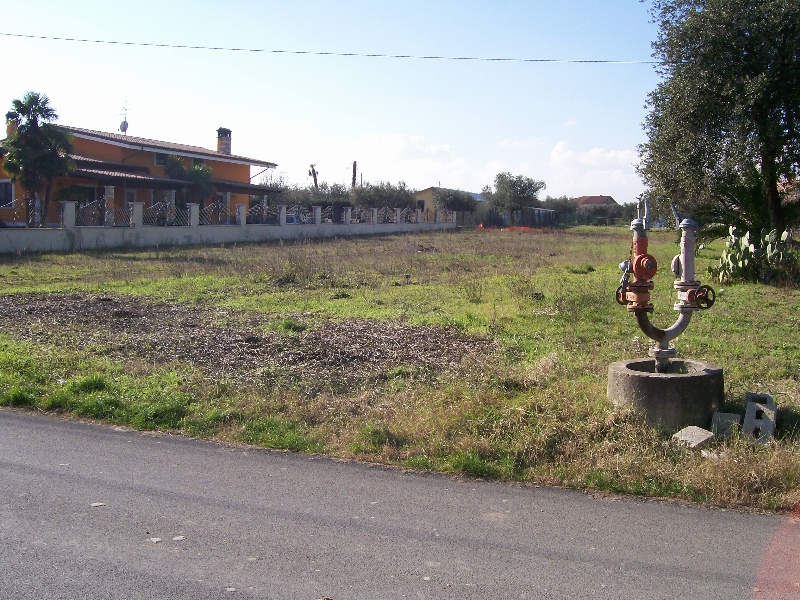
[634,311,692,349]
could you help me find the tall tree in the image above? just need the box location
[2,92,74,226]
[482,172,546,213]
[434,188,477,212]
[638,0,800,236]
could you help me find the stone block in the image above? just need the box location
[672,426,715,449]
[742,402,776,445]
[745,392,776,407]
[712,412,742,440]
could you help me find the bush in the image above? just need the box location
[708,227,798,285]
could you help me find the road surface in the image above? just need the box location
[1,408,798,599]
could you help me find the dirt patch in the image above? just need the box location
[0,294,495,388]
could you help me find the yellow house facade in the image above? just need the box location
[1,116,278,227]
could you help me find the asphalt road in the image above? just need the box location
[1,408,798,600]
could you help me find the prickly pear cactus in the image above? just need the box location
[708,227,796,284]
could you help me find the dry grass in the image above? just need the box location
[1,227,799,511]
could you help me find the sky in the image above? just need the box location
[0,1,662,204]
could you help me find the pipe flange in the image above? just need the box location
[649,347,676,360]
[673,302,699,312]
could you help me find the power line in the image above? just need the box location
[0,31,658,64]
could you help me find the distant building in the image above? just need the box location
[1,116,277,227]
[574,195,619,210]
[413,186,487,213]
[573,195,621,225]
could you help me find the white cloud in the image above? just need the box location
[546,142,643,203]
[562,119,578,128]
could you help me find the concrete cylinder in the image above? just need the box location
[607,358,723,431]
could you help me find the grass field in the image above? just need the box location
[1,226,798,511]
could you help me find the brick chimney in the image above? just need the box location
[5,111,19,138]
[217,127,232,155]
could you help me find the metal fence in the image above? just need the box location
[351,206,373,224]
[199,201,234,225]
[247,200,278,225]
[377,207,396,224]
[74,200,132,227]
[143,202,190,226]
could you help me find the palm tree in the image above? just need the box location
[3,92,74,226]
[164,155,213,208]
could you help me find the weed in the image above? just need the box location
[0,229,798,510]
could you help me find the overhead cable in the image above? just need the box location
[0,32,657,64]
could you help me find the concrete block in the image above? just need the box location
[742,402,776,445]
[712,412,742,440]
[672,426,715,449]
[745,392,776,407]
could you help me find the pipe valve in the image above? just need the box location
[615,199,715,371]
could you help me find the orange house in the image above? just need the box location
[1,115,278,227]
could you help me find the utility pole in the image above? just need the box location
[352,161,357,188]
[308,164,319,191]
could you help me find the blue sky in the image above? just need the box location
[1,1,661,203]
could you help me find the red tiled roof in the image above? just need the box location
[73,169,185,190]
[61,126,277,169]
[574,195,618,206]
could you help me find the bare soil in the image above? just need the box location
[0,294,495,389]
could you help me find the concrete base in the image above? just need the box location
[607,358,724,431]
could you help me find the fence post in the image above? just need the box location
[371,208,378,224]
[237,204,247,227]
[61,201,77,229]
[434,209,440,224]
[395,208,401,224]
[131,202,143,227]
[344,206,352,224]
[313,205,322,225]
[277,205,287,226]
[103,186,115,226]
[188,203,200,227]
[416,208,422,223]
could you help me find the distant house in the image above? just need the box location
[573,195,621,225]
[1,116,279,227]
[413,186,487,213]
[574,195,619,210]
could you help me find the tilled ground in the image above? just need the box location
[0,294,495,389]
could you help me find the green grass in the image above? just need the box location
[0,227,798,511]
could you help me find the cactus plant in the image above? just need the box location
[708,227,797,284]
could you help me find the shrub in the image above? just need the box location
[708,227,798,285]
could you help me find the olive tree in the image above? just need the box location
[482,172,546,213]
[638,0,800,236]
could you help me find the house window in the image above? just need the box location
[0,180,12,208]
[192,157,205,167]
[124,190,137,206]
[154,153,167,166]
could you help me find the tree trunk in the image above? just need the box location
[761,150,785,233]
[42,181,53,227]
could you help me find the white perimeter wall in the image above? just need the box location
[0,203,457,254]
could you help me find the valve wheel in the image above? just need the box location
[615,286,628,306]
[696,285,715,309]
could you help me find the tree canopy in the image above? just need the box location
[482,172,546,213]
[2,92,74,225]
[434,188,477,212]
[638,0,800,236]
